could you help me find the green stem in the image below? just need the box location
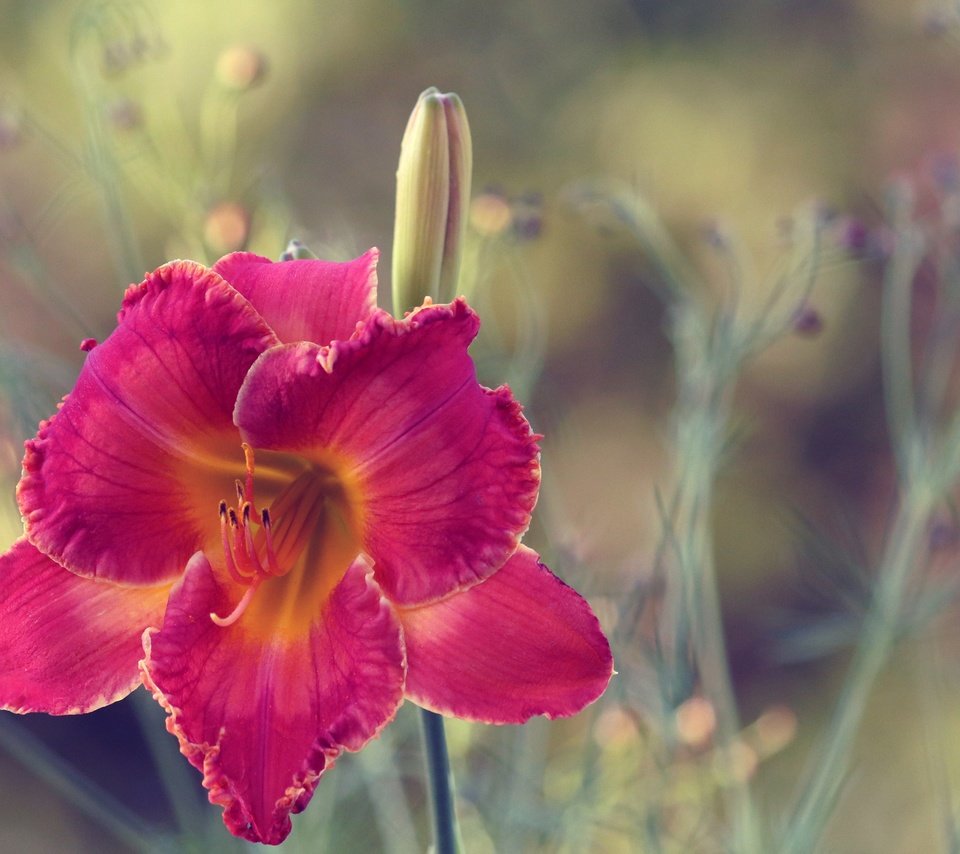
[419,708,460,854]
[672,397,763,854]
[782,486,933,854]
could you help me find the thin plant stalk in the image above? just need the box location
[783,202,938,853]
[70,11,146,287]
[665,345,763,854]
[782,482,933,853]
[419,708,460,854]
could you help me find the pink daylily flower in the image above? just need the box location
[0,251,613,844]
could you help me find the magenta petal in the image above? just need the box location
[235,300,541,605]
[142,552,405,845]
[400,546,613,723]
[0,539,169,714]
[213,249,379,345]
[18,261,278,585]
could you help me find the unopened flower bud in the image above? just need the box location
[834,216,869,256]
[792,302,824,337]
[105,98,142,132]
[279,239,317,261]
[216,46,267,92]
[470,191,512,237]
[391,87,472,315]
[204,201,250,254]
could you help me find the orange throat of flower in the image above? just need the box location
[210,444,363,639]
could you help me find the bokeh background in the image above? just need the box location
[2,0,960,851]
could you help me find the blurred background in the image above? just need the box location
[2,0,960,851]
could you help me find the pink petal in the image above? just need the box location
[0,539,169,715]
[400,546,613,723]
[213,249,379,345]
[18,261,278,585]
[234,300,541,606]
[141,552,405,845]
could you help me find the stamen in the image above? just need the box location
[228,508,259,577]
[241,502,267,576]
[213,443,338,629]
[220,501,252,584]
[261,508,282,575]
[210,579,261,627]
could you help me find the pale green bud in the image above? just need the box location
[391,87,473,315]
[279,239,318,261]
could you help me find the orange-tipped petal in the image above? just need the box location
[0,539,169,714]
[400,546,613,723]
[141,552,405,845]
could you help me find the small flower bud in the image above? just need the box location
[792,302,824,337]
[204,202,250,254]
[216,46,267,92]
[470,191,512,237]
[279,239,318,261]
[674,696,716,748]
[104,98,142,132]
[391,87,473,315]
[512,190,543,240]
[834,216,869,256]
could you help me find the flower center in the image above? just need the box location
[209,444,362,635]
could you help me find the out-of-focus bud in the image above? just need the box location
[791,302,824,337]
[204,201,250,254]
[391,87,472,315]
[104,98,142,132]
[834,215,869,257]
[470,190,512,236]
[279,239,317,261]
[216,46,267,92]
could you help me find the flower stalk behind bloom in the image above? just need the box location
[392,87,473,315]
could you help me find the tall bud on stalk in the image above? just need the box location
[391,87,473,315]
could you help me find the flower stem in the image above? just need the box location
[782,484,933,854]
[419,708,460,854]
[668,384,764,854]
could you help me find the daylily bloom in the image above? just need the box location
[0,251,613,844]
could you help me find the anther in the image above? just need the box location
[220,502,252,585]
[241,505,267,576]
[260,508,282,575]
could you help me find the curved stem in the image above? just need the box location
[419,708,460,854]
